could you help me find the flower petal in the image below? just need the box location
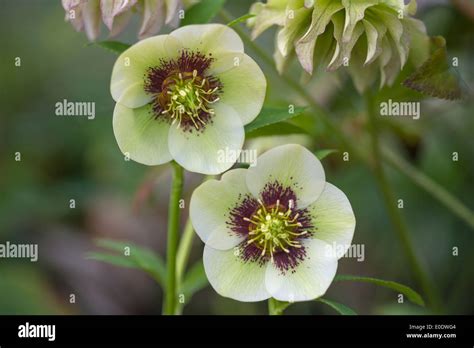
[169,24,244,54]
[246,144,326,209]
[113,103,172,166]
[277,5,312,57]
[306,183,356,258]
[82,0,101,41]
[341,0,377,43]
[165,0,181,25]
[62,0,85,32]
[296,0,343,73]
[168,103,245,175]
[109,10,133,38]
[100,0,137,30]
[139,0,165,39]
[190,169,249,250]
[110,34,182,108]
[204,244,270,302]
[265,238,338,302]
[209,52,266,126]
[248,0,287,40]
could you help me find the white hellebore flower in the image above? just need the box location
[190,144,356,302]
[110,24,266,174]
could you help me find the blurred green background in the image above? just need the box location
[0,0,473,315]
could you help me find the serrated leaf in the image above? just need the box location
[403,36,463,100]
[227,13,256,27]
[89,41,130,54]
[315,149,338,160]
[316,298,357,315]
[246,122,307,139]
[180,260,208,298]
[181,0,226,26]
[335,274,425,306]
[87,239,166,286]
[244,107,306,134]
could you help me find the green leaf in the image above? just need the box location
[181,0,226,26]
[403,36,463,100]
[180,260,208,298]
[246,122,307,139]
[86,252,137,268]
[89,41,130,54]
[315,149,338,160]
[227,13,256,27]
[87,239,166,286]
[316,298,357,315]
[244,107,306,134]
[268,298,291,315]
[335,274,425,306]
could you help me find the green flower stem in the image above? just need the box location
[220,9,474,233]
[176,218,195,286]
[164,161,184,315]
[365,93,441,311]
[383,148,474,230]
[176,175,214,288]
[268,298,285,315]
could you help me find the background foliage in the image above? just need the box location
[0,0,473,315]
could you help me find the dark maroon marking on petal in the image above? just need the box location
[260,181,297,208]
[226,194,259,237]
[144,50,215,95]
[273,245,307,274]
[237,239,308,274]
[227,181,317,273]
[143,50,222,132]
[295,207,314,237]
[259,180,314,236]
[237,241,267,267]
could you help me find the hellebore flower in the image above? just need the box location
[110,24,266,174]
[248,0,427,92]
[190,144,356,302]
[62,0,193,41]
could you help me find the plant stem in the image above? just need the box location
[176,218,195,285]
[176,175,214,288]
[383,148,474,230]
[365,93,441,311]
[164,161,184,315]
[268,298,284,315]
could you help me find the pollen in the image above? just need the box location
[243,199,308,263]
[144,50,222,132]
[159,70,220,130]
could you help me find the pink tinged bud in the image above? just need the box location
[139,0,166,39]
[62,0,86,32]
[165,0,182,26]
[100,0,137,30]
[82,0,101,41]
[109,10,133,38]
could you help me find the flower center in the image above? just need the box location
[144,50,222,132]
[244,199,308,262]
[158,69,220,130]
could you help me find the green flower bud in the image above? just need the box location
[248,0,428,93]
